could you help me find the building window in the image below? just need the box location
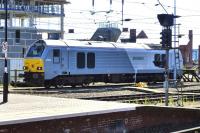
[16,30,20,43]
[87,52,95,68]
[68,29,74,33]
[53,49,60,64]
[77,52,85,68]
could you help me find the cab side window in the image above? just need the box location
[53,49,60,64]
[153,54,166,68]
[154,54,160,63]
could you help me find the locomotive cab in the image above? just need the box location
[23,40,45,86]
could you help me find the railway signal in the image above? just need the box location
[157,14,179,106]
[160,28,172,49]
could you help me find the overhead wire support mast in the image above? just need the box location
[3,0,8,103]
[173,0,177,81]
[122,0,124,25]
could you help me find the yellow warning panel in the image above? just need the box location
[24,58,44,73]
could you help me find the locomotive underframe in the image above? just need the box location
[23,72,176,88]
[24,72,45,86]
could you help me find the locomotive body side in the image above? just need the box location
[23,39,183,87]
[67,47,133,75]
[43,42,136,87]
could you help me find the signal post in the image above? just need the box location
[157,14,178,106]
[2,0,8,103]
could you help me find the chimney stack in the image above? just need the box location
[129,29,136,43]
[188,30,193,65]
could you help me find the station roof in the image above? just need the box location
[42,39,151,50]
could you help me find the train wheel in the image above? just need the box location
[55,84,63,89]
[45,84,51,89]
[81,84,86,87]
[44,81,51,89]
[82,83,89,87]
[54,78,64,89]
[71,84,76,88]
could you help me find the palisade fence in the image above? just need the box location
[0,58,24,85]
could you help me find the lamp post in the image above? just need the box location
[3,0,8,103]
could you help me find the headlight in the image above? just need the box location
[37,67,43,70]
[23,66,27,70]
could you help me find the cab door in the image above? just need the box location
[45,48,68,80]
[52,48,68,75]
[60,48,68,74]
[44,48,60,80]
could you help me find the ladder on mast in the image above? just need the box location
[173,24,182,82]
[172,24,183,106]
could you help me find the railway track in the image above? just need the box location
[81,93,200,105]
[82,93,167,101]
[4,82,200,106]
[8,83,136,94]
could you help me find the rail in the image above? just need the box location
[171,126,200,133]
[81,92,200,106]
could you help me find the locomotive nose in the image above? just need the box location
[23,58,45,86]
[24,59,44,72]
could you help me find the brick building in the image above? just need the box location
[179,30,193,68]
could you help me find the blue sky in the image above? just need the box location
[64,0,200,49]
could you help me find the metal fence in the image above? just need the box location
[10,69,24,86]
[0,58,24,85]
[0,4,62,16]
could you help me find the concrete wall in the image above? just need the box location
[0,106,200,133]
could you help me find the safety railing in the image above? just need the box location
[0,4,63,16]
[10,69,24,87]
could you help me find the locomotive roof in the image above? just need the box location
[42,39,151,49]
